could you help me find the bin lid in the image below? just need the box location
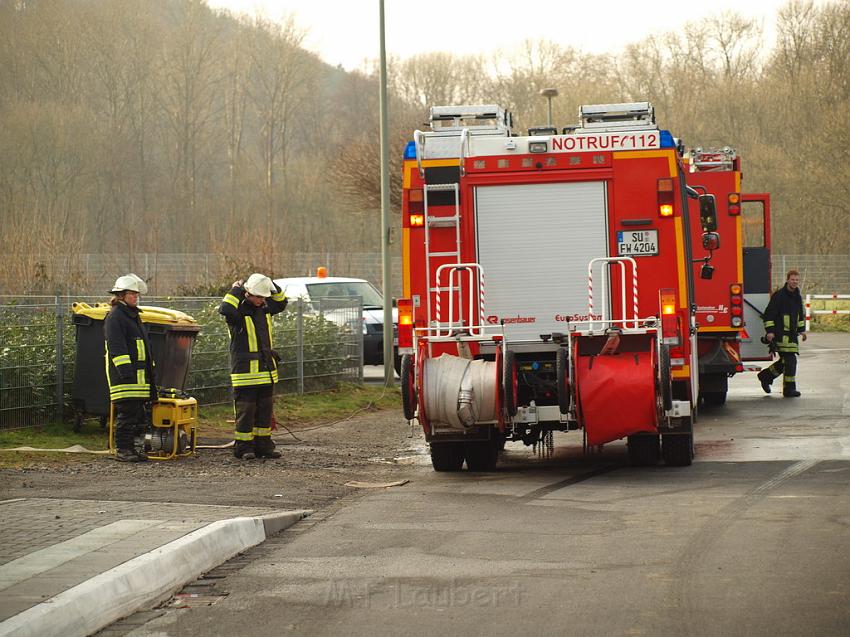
[71,302,198,325]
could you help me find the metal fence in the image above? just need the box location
[0,296,363,431]
[2,252,404,297]
[771,255,850,294]
[4,252,847,297]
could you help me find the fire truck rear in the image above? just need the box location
[684,148,772,406]
[397,102,721,471]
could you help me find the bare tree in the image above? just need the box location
[247,17,306,249]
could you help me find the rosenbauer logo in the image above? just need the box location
[486,315,536,325]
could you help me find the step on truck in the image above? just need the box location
[683,147,773,406]
[396,102,723,471]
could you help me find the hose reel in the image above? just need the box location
[422,354,497,430]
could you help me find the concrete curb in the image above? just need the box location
[0,509,312,637]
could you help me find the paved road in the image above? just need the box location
[118,333,850,637]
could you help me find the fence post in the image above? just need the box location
[805,293,811,332]
[296,300,304,395]
[357,298,364,383]
[54,294,64,423]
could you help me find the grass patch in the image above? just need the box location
[0,422,107,451]
[0,383,402,460]
[197,383,400,437]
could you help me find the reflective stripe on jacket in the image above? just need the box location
[219,284,288,388]
[104,303,156,402]
[762,285,805,354]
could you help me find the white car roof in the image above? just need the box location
[274,276,369,285]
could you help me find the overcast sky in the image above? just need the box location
[206,0,811,70]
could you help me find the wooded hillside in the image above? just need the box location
[1,0,847,292]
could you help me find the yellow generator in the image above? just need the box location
[146,396,197,460]
[108,394,198,460]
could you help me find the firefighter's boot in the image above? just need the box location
[233,441,256,460]
[254,436,281,459]
[783,383,801,398]
[757,370,773,394]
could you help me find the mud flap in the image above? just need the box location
[575,351,657,445]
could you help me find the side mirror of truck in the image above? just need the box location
[702,231,720,251]
[700,263,715,279]
[699,194,717,232]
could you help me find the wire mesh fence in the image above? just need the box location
[4,251,847,298]
[771,255,850,294]
[0,295,363,431]
[1,252,404,297]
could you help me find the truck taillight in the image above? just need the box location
[728,193,741,215]
[658,178,674,217]
[408,189,424,227]
[730,283,743,326]
[659,288,680,345]
[397,298,413,348]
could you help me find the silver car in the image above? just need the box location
[274,276,399,372]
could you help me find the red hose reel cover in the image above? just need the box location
[575,350,658,446]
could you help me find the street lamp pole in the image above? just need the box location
[378,0,393,386]
[540,87,558,127]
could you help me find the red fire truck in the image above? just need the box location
[397,102,722,471]
[684,148,772,406]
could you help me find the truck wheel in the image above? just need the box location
[627,434,660,466]
[430,442,465,472]
[556,347,570,414]
[662,433,693,466]
[503,350,518,417]
[400,354,416,420]
[659,344,673,411]
[465,439,499,472]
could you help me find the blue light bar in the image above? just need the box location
[404,141,417,159]
[660,130,675,148]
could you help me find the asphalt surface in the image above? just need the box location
[1,333,847,637]
[115,332,850,637]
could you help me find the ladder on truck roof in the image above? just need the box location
[579,102,655,132]
[428,105,512,136]
[687,147,737,172]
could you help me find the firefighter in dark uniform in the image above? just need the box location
[105,274,157,462]
[219,273,288,459]
[757,270,807,397]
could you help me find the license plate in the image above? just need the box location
[617,230,658,256]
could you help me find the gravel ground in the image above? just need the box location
[0,407,429,512]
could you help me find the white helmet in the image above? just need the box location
[110,273,148,295]
[244,273,274,298]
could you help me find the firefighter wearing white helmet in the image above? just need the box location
[110,273,148,295]
[219,273,288,459]
[105,273,156,462]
